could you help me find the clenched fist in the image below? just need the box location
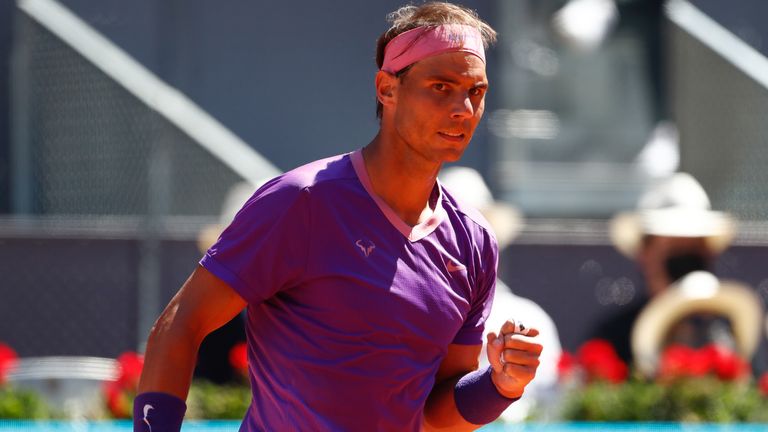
[485,319,543,398]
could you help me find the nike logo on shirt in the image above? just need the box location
[143,404,154,432]
[446,259,466,272]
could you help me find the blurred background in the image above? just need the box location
[1,0,768,422]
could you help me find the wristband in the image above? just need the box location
[133,392,187,432]
[454,366,519,425]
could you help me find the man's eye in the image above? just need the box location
[470,87,485,97]
[433,83,447,91]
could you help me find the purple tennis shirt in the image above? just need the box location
[200,150,498,431]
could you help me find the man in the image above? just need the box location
[134,3,542,431]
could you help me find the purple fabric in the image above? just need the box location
[200,151,498,431]
[133,392,186,432]
[454,366,518,425]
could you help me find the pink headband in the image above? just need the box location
[381,24,486,74]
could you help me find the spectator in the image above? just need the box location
[595,172,766,376]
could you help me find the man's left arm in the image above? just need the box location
[422,321,542,431]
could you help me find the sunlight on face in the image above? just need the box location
[391,51,488,165]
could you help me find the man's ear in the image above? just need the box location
[375,70,398,109]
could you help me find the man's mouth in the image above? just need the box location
[438,131,465,142]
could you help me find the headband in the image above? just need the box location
[381,24,486,74]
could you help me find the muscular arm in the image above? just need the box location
[422,344,483,431]
[137,265,247,399]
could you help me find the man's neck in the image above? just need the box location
[361,134,441,227]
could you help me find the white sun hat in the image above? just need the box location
[610,172,735,257]
[439,166,523,249]
[631,270,763,377]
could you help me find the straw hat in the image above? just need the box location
[610,172,735,257]
[439,166,523,249]
[631,271,763,377]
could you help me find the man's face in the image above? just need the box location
[639,235,713,296]
[389,51,488,164]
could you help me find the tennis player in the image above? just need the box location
[134,2,542,431]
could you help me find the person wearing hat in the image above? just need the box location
[440,166,563,421]
[595,172,767,376]
[631,270,764,377]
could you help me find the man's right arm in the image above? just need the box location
[138,264,247,399]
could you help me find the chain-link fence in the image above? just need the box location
[2,1,278,357]
[668,1,768,222]
[11,11,246,216]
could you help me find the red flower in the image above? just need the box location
[557,351,578,380]
[0,343,18,385]
[577,339,628,383]
[658,344,749,381]
[104,351,144,418]
[104,380,130,418]
[591,357,628,383]
[659,345,700,379]
[116,352,144,390]
[229,342,248,376]
[759,372,768,397]
[577,339,616,365]
[690,345,719,376]
[706,345,750,381]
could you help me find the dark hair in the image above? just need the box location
[374,2,497,119]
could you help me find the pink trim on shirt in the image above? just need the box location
[350,150,445,242]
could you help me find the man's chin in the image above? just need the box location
[442,153,464,163]
[438,146,469,163]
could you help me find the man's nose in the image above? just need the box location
[450,95,474,119]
